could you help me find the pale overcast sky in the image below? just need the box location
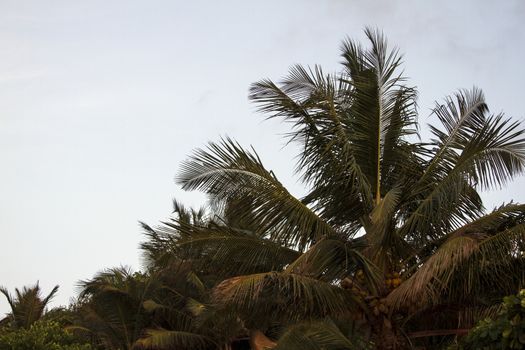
[1,0,524,315]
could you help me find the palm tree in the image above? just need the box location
[0,282,59,329]
[77,213,246,350]
[142,29,525,349]
[74,267,158,350]
[136,201,252,350]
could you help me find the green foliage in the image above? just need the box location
[0,320,93,350]
[454,290,525,350]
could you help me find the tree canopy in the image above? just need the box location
[2,28,525,350]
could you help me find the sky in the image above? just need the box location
[1,0,524,315]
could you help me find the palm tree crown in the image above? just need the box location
[115,28,525,349]
[0,282,59,330]
[168,28,525,349]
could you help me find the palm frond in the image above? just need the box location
[387,234,479,309]
[388,204,525,309]
[274,319,368,350]
[250,64,375,225]
[177,137,336,249]
[174,225,301,277]
[402,89,525,242]
[341,28,417,205]
[285,237,382,294]
[213,272,361,323]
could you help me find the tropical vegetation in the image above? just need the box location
[451,289,525,349]
[2,28,525,349]
[0,320,93,350]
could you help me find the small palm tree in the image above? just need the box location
[136,201,250,350]
[75,267,161,350]
[0,282,59,329]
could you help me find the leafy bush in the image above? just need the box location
[0,320,93,350]
[454,290,525,349]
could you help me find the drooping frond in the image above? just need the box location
[426,88,489,174]
[177,137,336,249]
[388,234,479,309]
[388,204,525,309]
[458,112,525,189]
[213,271,361,323]
[400,170,484,244]
[174,225,301,277]
[285,237,382,294]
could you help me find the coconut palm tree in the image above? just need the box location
[157,28,525,349]
[74,267,158,350]
[0,282,59,330]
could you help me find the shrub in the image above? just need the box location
[454,290,525,349]
[0,320,93,350]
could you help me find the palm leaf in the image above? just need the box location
[213,272,362,323]
[274,319,368,350]
[177,137,336,249]
[341,28,417,205]
[285,237,382,294]
[388,204,525,309]
[250,64,374,225]
[174,225,301,277]
[402,89,525,242]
